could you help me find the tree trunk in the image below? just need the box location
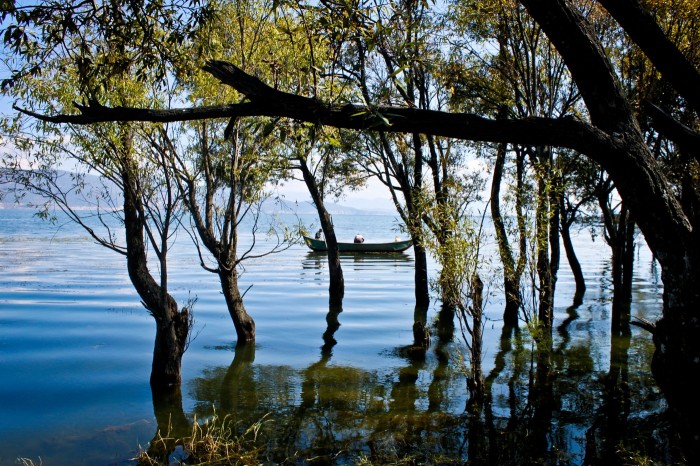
[318,208,344,306]
[491,143,521,326]
[469,274,485,402]
[620,215,635,306]
[413,304,430,347]
[560,211,586,306]
[218,267,255,343]
[413,241,430,309]
[298,158,344,304]
[610,227,633,335]
[534,148,556,331]
[409,130,431,310]
[322,302,343,354]
[651,256,700,462]
[121,155,188,388]
[549,173,561,312]
[149,301,190,387]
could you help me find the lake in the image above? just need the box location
[0,207,674,465]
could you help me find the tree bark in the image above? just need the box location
[218,268,255,343]
[491,143,522,326]
[611,207,635,334]
[121,157,188,387]
[596,0,700,115]
[559,204,586,306]
[469,274,485,402]
[298,158,344,304]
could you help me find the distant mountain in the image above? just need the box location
[0,170,114,209]
[261,197,394,215]
[1,170,395,215]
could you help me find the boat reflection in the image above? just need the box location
[302,251,413,266]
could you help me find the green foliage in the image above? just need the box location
[1,0,213,92]
[421,172,486,308]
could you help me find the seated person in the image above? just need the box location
[315,228,324,240]
[354,233,365,243]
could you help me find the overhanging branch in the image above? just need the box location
[14,60,609,156]
[643,101,700,162]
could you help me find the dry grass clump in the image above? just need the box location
[15,459,42,466]
[136,413,268,465]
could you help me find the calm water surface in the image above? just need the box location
[0,208,670,465]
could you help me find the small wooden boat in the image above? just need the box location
[303,236,413,253]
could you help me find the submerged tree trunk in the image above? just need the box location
[469,274,485,402]
[611,207,635,333]
[413,304,430,347]
[652,255,700,460]
[219,268,255,343]
[408,132,431,310]
[298,158,344,304]
[413,241,430,309]
[560,197,586,306]
[533,147,558,332]
[598,190,636,334]
[322,302,343,354]
[491,143,522,326]
[620,216,635,306]
[122,160,189,387]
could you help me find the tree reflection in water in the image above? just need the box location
[148,300,682,465]
[145,385,190,464]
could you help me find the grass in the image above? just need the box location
[135,413,267,466]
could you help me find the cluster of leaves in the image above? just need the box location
[1,0,214,93]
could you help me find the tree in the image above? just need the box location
[166,116,294,344]
[557,152,599,306]
[592,171,637,332]
[283,122,364,306]
[1,105,193,388]
[167,0,302,343]
[12,0,700,455]
[322,0,484,316]
[316,0,434,312]
[0,0,210,386]
[269,0,362,305]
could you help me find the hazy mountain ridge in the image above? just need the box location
[1,170,394,215]
[262,197,394,215]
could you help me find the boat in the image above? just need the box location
[303,236,413,253]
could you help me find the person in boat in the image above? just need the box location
[315,228,324,240]
[354,233,365,243]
